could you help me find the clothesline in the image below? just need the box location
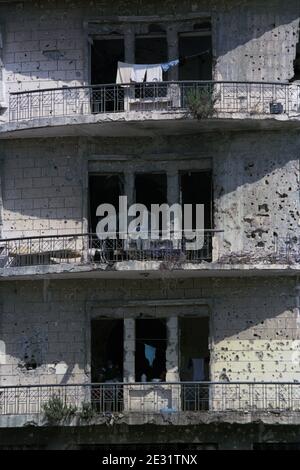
[116,49,210,84]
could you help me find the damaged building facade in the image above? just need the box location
[0,0,300,450]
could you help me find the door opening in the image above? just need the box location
[135,318,167,382]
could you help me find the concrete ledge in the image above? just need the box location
[1,410,300,428]
[1,261,300,280]
[2,111,300,139]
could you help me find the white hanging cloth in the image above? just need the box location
[116,61,133,84]
[146,65,163,82]
[130,64,147,82]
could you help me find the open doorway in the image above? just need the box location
[180,171,212,230]
[180,316,210,411]
[90,36,125,111]
[135,173,167,234]
[135,319,167,382]
[179,317,210,381]
[91,37,124,84]
[292,33,300,80]
[179,25,212,81]
[135,33,168,82]
[91,319,124,382]
[89,173,124,235]
[135,173,167,210]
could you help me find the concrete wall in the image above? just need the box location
[0,276,298,386]
[0,0,299,113]
[1,131,299,256]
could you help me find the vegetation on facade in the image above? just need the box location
[42,395,77,425]
[42,396,97,425]
[185,87,219,119]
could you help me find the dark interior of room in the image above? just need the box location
[179,32,212,81]
[179,317,210,382]
[89,173,124,234]
[135,318,167,382]
[91,319,124,382]
[180,171,212,230]
[91,37,125,84]
[135,173,167,232]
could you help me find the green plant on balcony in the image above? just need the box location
[42,394,77,425]
[78,402,97,422]
[185,87,219,119]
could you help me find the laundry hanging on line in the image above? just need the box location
[116,50,210,84]
[116,59,178,84]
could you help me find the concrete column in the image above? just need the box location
[124,172,135,206]
[124,27,135,63]
[167,170,179,206]
[166,316,179,381]
[167,171,180,240]
[167,26,179,81]
[123,318,135,382]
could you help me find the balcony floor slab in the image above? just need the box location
[1,112,300,139]
[1,262,300,280]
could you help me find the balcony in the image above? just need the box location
[0,231,216,277]
[3,81,300,138]
[0,382,300,428]
[0,232,300,279]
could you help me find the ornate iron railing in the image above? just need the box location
[8,81,300,122]
[0,231,218,268]
[0,382,300,416]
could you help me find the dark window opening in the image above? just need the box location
[180,171,213,230]
[89,173,124,235]
[179,32,212,80]
[91,37,124,84]
[135,173,167,233]
[90,37,125,111]
[292,35,300,81]
[135,173,167,210]
[135,319,167,382]
[180,317,210,411]
[180,317,210,381]
[91,319,124,383]
[180,171,213,260]
[135,35,168,99]
[135,36,168,67]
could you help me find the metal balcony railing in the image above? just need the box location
[0,231,217,268]
[8,81,300,122]
[0,382,300,416]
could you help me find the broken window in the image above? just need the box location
[180,171,213,230]
[89,173,124,235]
[91,319,124,382]
[179,25,212,80]
[135,319,167,382]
